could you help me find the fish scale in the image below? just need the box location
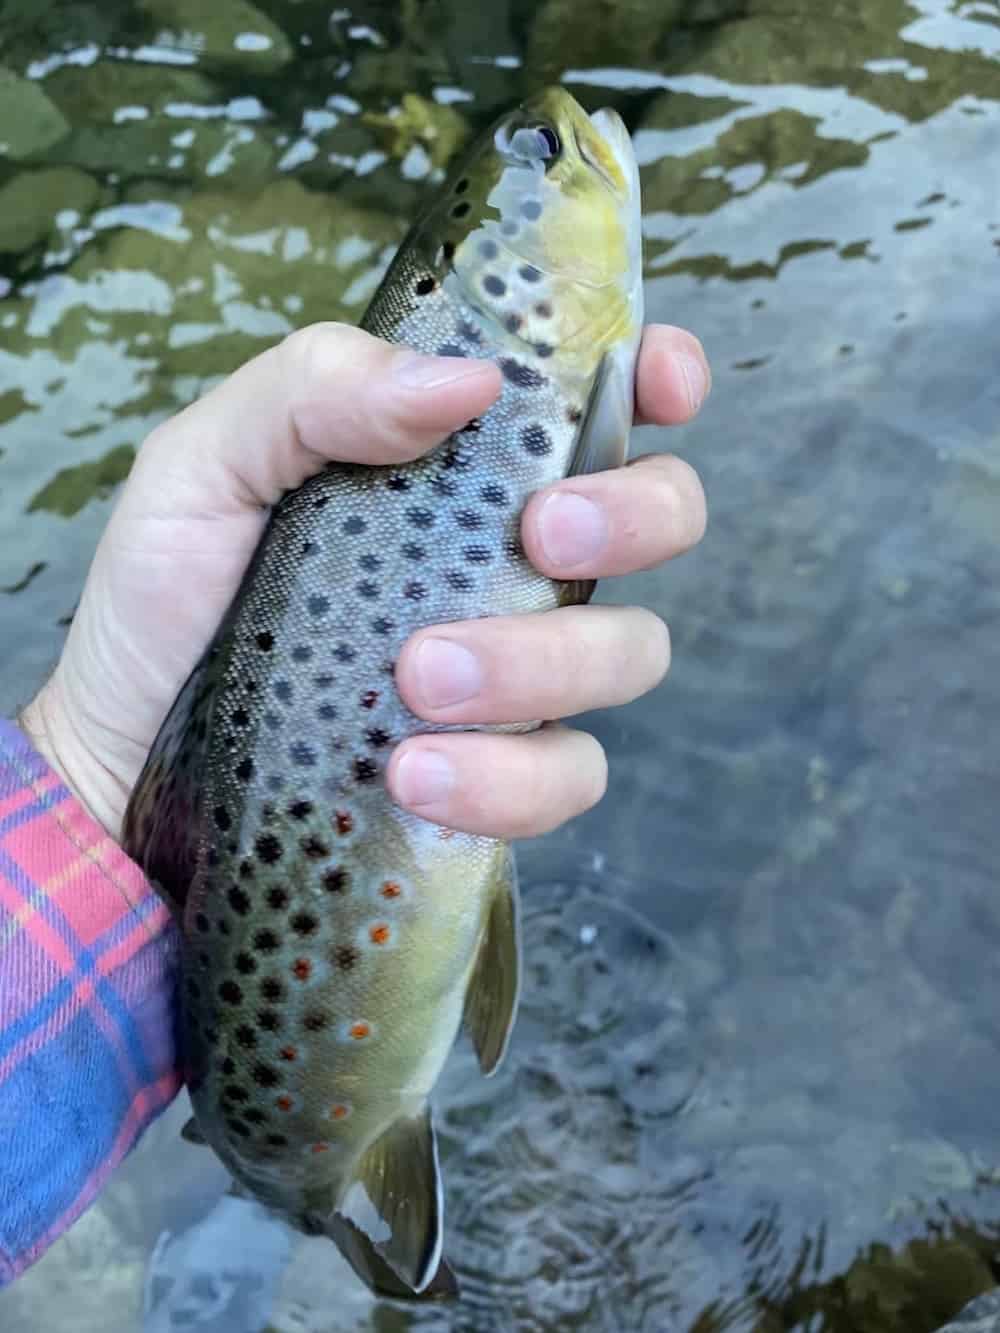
[123,87,643,1301]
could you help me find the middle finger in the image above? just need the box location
[396,604,670,725]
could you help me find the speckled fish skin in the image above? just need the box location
[122,87,643,1300]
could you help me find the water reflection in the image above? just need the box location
[1,0,1000,1328]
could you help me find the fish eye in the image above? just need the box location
[534,125,561,159]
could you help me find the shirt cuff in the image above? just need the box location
[0,718,181,1286]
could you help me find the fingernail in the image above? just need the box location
[393,749,455,809]
[678,353,708,413]
[537,491,608,569]
[392,350,489,390]
[413,637,482,708]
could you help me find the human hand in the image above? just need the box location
[20,321,708,843]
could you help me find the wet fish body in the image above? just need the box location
[123,88,643,1300]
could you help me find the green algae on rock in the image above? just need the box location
[136,0,294,74]
[27,443,135,517]
[0,66,69,159]
[0,167,99,254]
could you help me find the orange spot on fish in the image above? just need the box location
[279,1046,297,1062]
[331,1104,349,1120]
[369,923,390,945]
[292,959,311,981]
[349,1021,371,1041]
[380,880,401,899]
[276,1095,293,1112]
[311,1142,329,1154]
[334,810,354,836]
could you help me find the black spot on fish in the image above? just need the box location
[464,545,493,564]
[221,1058,236,1076]
[521,198,542,220]
[266,1133,287,1147]
[195,913,210,933]
[217,919,230,936]
[521,423,552,456]
[520,264,542,283]
[323,867,349,894]
[479,239,498,259]
[291,911,318,936]
[232,707,249,727]
[366,728,391,748]
[457,510,483,530]
[462,417,481,433]
[258,1009,281,1032]
[359,553,382,572]
[505,314,522,333]
[238,859,254,880]
[372,616,394,636]
[446,570,473,591]
[501,359,544,389]
[506,535,526,559]
[254,929,279,953]
[483,274,506,297]
[255,631,274,651]
[252,1063,278,1088]
[302,835,329,859]
[459,319,482,344]
[535,300,553,318]
[335,945,359,970]
[289,741,316,767]
[303,1011,328,1031]
[292,645,313,663]
[213,805,231,832]
[386,474,411,492]
[357,580,379,599]
[431,475,457,498]
[406,507,435,529]
[502,219,519,237]
[481,483,508,506]
[354,757,378,783]
[260,976,285,1002]
[307,595,329,616]
[267,887,289,910]
[403,581,427,601]
[317,702,338,722]
[219,980,242,1005]
[255,833,283,864]
[244,1108,266,1125]
[235,757,254,782]
[454,177,469,195]
[235,952,257,975]
[535,342,554,358]
[402,541,426,561]
[288,800,312,820]
[235,1024,256,1048]
[274,680,292,702]
[415,276,436,296]
[227,886,251,915]
[223,1084,248,1103]
[227,1119,251,1138]
[313,673,335,690]
[334,643,356,664]
[301,541,318,557]
[452,201,471,219]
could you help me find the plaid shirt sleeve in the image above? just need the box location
[0,718,181,1286]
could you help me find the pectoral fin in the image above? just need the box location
[336,1108,445,1295]
[328,1213,458,1302]
[463,847,521,1075]
[568,340,636,480]
[181,1116,206,1146]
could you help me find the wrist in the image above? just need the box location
[18,679,129,841]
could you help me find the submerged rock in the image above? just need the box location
[526,0,686,82]
[0,167,99,253]
[0,66,70,159]
[136,0,294,74]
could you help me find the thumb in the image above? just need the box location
[124,322,501,521]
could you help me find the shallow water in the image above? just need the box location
[2,1,1000,1329]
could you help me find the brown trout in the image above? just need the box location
[122,87,643,1300]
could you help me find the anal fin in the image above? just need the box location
[328,1213,458,1303]
[334,1107,446,1296]
[463,847,521,1075]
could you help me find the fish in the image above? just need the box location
[121,85,643,1302]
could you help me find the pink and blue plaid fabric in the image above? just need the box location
[0,718,180,1285]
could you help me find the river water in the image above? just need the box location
[1,1,999,1330]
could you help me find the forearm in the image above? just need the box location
[0,718,181,1286]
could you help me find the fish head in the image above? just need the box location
[422,87,643,383]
